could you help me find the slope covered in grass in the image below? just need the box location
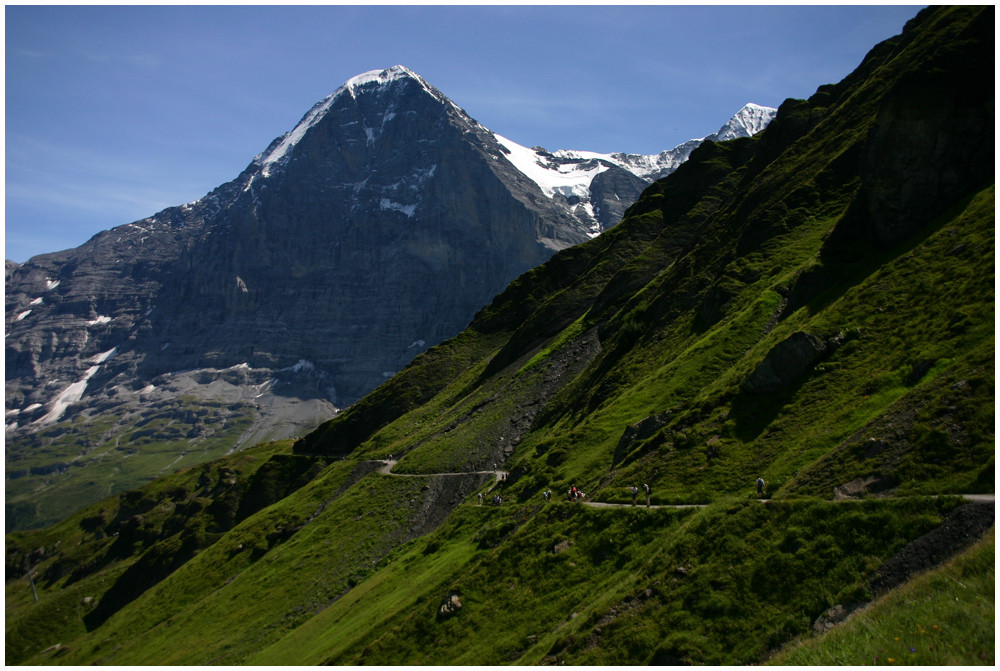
[769,529,995,665]
[6,5,993,665]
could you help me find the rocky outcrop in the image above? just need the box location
[614,412,671,465]
[868,502,995,596]
[742,331,828,394]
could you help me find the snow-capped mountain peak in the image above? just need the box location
[712,102,776,141]
[258,66,440,177]
[344,64,427,95]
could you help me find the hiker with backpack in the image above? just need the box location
[630,485,639,506]
[643,483,651,507]
[756,476,765,498]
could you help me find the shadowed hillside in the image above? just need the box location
[6,6,993,665]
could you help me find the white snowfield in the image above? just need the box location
[32,348,117,427]
[494,133,610,201]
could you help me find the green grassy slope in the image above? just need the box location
[769,529,995,665]
[6,5,993,665]
[253,498,970,666]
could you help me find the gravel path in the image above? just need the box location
[377,460,994,508]
[377,460,506,481]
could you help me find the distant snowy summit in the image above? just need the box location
[713,102,776,140]
[490,99,775,236]
[527,101,777,186]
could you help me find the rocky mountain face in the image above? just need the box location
[4,6,993,665]
[5,65,773,530]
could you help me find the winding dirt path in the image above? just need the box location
[375,460,993,508]
[377,460,506,482]
[582,501,707,510]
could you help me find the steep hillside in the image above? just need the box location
[5,6,993,665]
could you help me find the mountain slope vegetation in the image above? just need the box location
[6,6,993,665]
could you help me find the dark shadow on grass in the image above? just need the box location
[785,190,984,320]
[728,385,802,443]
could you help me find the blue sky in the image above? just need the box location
[5,4,924,263]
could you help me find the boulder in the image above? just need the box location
[813,602,868,633]
[614,411,670,464]
[742,331,827,394]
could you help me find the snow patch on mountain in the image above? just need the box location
[280,359,316,373]
[33,348,117,426]
[494,134,609,200]
[259,92,337,176]
[34,366,101,425]
[380,199,418,218]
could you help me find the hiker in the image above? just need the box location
[631,485,639,506]
[644,483,651,507]
[756,476,765,498]
[478,492,483,506]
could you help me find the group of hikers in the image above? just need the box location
[478,492,505,506]
[535,488,586,502]
[476,474,767,507]
[629,483,653,507]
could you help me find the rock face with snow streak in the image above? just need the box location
[5,65,774,528]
